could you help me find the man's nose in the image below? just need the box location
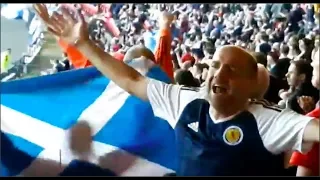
[214,66,228,81]
[285,72,290,79]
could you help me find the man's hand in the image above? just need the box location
[33,4,51,24]
[279,89,291,100]
[34,4,149,101]
[159,11,174,29]
[69,121,92,158]
[298,96,315,114]
[33,4,90,46]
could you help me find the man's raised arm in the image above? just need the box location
[33,4,200,128]
[154,12,174,80]
[76,38,149,100]
[33,4,148,101]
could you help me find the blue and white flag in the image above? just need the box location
[144,29,180,53]
[1,64,177,176]
[144,30,158,53]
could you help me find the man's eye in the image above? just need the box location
[230,67,237,72]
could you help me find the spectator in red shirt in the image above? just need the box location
[181,46,196,63]
[290,48,320,176]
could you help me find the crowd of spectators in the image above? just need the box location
[53,3,320,108]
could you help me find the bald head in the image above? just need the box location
[123,45,155,63]
[207,45,259,113]
[215,45,258,78]
[252,64,270,99]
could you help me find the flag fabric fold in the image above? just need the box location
[1,64,177,176]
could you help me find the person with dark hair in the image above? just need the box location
[252,51,289,104]
[272,44,291,75]
[50,59,65,73]
[260,33,269,42]
[203,39,216,56]
[287,35,301,59]
[295,38,314,62]
[260,39,272,55]
[267,51,280,69]
[191,63,209,84]
[279,44,290,59]
[280,60,319,114]
[62,52,71,71]
[174,69,200,87]
[256,33,272,56]
[252,52,268,67]
[288,4,305,33]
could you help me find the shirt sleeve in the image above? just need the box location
[249,102,314,154]
[58,39,69,52]
[154,28,174,80]
[290,143,319,172]
[147,78,201,128]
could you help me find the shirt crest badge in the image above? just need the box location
[223,126,243,146]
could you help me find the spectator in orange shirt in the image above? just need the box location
[56,14,111,69]
[289,48,320,176]
[154,12,174,81]
[58,39,92,69]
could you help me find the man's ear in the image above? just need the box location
[299,74,306,82]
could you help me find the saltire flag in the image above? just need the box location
[1,64,177,176]
[144,29,181,53]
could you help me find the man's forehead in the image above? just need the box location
[212,46,252,63]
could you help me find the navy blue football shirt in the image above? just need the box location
[147,79,314,176]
